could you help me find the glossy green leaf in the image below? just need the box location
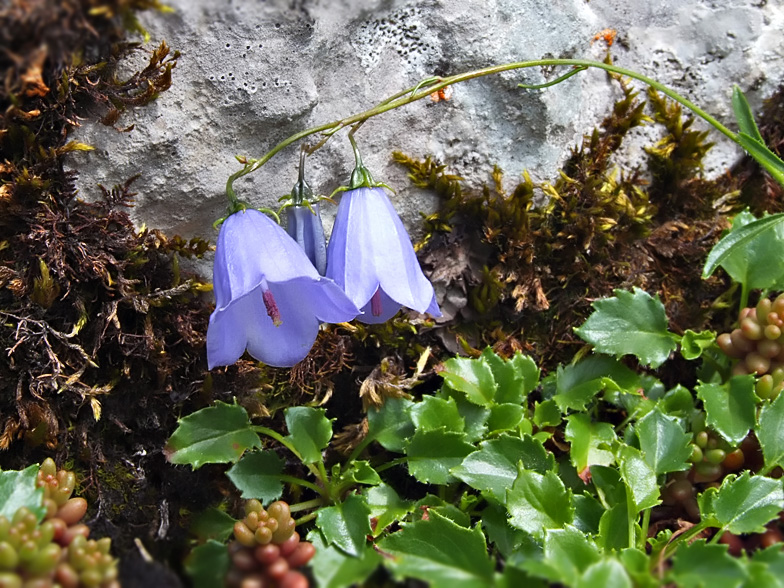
[481,348,540,404]
[521,526,601,586]
[757,391,784,473]
[534,399,562,427]
[316,493,372,557]
[705,471,784,534]
[309,530,383,588]
[487,403,528,434]
[669,540,747,588]
[696,375,756,444]
[367,396,415,452]
[680,329,716,361]
[406,430,475,485]
[572,493,603,535]
[507,469,573,536]
[721,211,784,290]
[597,502,632,552]
[225,450,284,502]
[410,395,464,432]
[165,402,261,468]
[363,483,412,536]
[441,355,498,406]
[565,414,616,478]
[184,540,230,588]
[554,355,640,411]
[452,435,555,500]
[578,558,632,588]
[284,406,332,464]
[731,85,763,143]
[378,510,495,588]
[591,465,626,508]
[702,211,784,280]
[339,460,382,487]
[0,466,45,521]
[738,133,784,187]
[574,288,677,368]
[636,408,692,474]
[618,446,659,511]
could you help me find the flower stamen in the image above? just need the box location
[371,289,383,317]
[261,280,282,326]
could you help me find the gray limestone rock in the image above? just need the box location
[68,0,784,249]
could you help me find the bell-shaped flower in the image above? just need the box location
[207,208,359,368]
[326,185,441,324]
[286,203,327,276]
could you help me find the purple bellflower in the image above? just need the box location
[326,139,440,324]
[285,152,328,275]
[207,208,359,368]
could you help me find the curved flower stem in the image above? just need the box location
[277,474,324,495]
[225,57,739,202]
[374,456,409,473]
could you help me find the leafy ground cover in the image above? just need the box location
[2,2,784,588]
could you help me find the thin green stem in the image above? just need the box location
[225,57,740,203]
[293,511,319,526]
[346,434,374,465]
[289,497,325,514]
[277,474,323,495]
[639,508,652,550]
[374,457,409,473]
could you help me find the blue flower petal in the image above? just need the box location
[326,187,441,323]
[207,209,360,368]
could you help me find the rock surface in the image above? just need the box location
[69,0,784,247]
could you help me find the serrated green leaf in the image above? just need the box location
[709,471,784,534]
[702,211,784,280]
[578,558,632,588]
[680,329,717,360]
[738,133,784,187]
[669,540,747,588]
[574,288,677,368]
[732,85,764,144]
[367,397,415,452]
[751,545,784,587]
[340,461,382,487]
[378,510,495,588]
[757,391,784,473]
[406,430,475,485]
[721,211,784,291]
[507,469,573,536]
[410,395,464,432]
[487,403,528,434]
[363,483,412,536]
[184,540,230,588]
[565,414,616,478]
[661,385,696,418]
[165,402,261,468]
[572,493,603,535]
[225,450,284,503]
[534,399,562,427]
[452,435,555,500]
[591,465,626,508]
[441,355,498,406]
[521,526,601,586]
[697,376,756,444]
[618,446,659,511]
[636,408,692,475]
[309,529,382,588]
[598,502,632,552]
[439,390,491,443]
[481,499,536,559]
[554,355,640,411]
[284,406,332,464]
[0,466,45,521]
[481,348,540,404]
[316,493,372,557]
